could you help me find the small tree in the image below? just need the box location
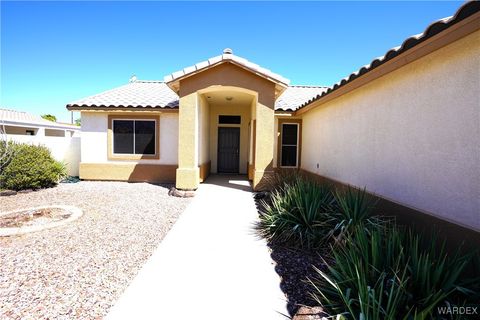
[41,114,57,122]
[74,118,81,126]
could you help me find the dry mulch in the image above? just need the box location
[0,181,191,320]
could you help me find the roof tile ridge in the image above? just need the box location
[289,84,328,88]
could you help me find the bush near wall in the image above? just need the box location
[0,142,66,191]
[255,173,480,319]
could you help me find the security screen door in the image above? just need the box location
[217,127,240,173]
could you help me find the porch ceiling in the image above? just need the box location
[203,90,253,107]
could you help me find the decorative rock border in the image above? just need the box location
[0,190,17,196]
[0,205,83,237]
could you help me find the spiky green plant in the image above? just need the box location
[330,186,389,245]
[308,225,477,319]
[254,177,338,248]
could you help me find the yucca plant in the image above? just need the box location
[308,224,477,319]
[254,177,338,248]
[331,187,388,245]
[403,230,480,314]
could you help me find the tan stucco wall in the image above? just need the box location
[208,103,251,174]
[176,62,276,190]
[198,95,210,166]
[301,30,480,230]
[176,93,200,189]
[178,62,275,106]
[80,111,178,165]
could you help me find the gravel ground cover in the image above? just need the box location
[0,181,191,320]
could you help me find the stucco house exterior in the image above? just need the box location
[67,2,479,232]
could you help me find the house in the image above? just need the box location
[0,108,81,176]
[67,1,479,232]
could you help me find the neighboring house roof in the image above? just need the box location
[296,0,480,111]
[0,108,80,130]
[67,81,179,109]
[164,49,290,88]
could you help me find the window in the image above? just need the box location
[112,119,156,155]
[219,115,241,124]
[280,123,299,167]
[26,130,35,135]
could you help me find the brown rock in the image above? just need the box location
[168,187,195,198]
[293,306,327,320]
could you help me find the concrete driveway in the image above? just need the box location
[107,175,287,320]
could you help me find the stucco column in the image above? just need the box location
[253,100,275,190]
[176,92,200,190]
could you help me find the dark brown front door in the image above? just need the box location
[217,127,240,173]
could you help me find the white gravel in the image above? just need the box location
[0,181,191,320]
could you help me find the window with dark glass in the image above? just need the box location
[113,120,155,155]
[219,115,241,124]
[281,123,298,167]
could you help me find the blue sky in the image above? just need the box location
[1,1,462,122]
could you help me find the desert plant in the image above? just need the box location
[0,142,66,190]
[255,177,339,248]
[308,224,478,319]
[331,187,387,243]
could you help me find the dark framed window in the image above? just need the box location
[280,123,299,167]
[113,119,156,155]
[219,115,241,124]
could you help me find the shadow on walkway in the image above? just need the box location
[203,174,252,192]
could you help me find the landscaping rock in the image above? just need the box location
[168,187,195,198]
[294,306,327,320]
[253,191,270,200]
[0,190,17,196]
[0,181,191,319]
[268,244,328,316]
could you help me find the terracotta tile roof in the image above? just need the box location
[0,108,80,129]
[296,0,480,111]
[66,80,324,111]
[275,86,328,111]
[66,81,179,109]
[164,49,290,87]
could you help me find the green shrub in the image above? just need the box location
[255,176,339,248]
[255,174,385,249]
[0,142,66,191]
[308,224,479,319]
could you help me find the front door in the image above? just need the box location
[217,127,240,173]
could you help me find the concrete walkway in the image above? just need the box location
[107,175,287,320]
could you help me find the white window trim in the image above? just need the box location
[111,118,157,156]
[280,122,299,168]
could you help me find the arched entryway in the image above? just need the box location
[165,58,287,190]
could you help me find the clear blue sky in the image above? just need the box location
[1,1,462,122]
